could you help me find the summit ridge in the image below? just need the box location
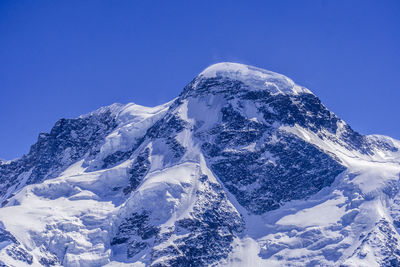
[196,62,311,95]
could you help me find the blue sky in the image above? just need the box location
[0,1,399,159]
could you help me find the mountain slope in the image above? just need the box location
[0,62,399,267]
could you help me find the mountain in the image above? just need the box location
[0,62,399,267]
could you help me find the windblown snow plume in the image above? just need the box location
[0,62,399,266]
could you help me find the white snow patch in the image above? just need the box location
[199,62,312,95]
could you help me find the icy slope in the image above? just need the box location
[0,62,399,266]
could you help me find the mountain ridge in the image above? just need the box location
[0,62,399,266]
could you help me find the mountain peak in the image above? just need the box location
[196,62,312,95]
[0,63,399,266]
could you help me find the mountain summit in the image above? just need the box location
[196,62,311,95]
[0,63,399,266]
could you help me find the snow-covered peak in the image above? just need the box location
[79,103,125,119]
[115,100,174,124]
[197,62,312,95]
[1,63,400,266]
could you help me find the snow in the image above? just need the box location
[87,101,173,169]
[276,193,347,228]
[0,63,399,266]
[1,112,398,266]
[221,237,272,267]
[186,95,224,130]
[0,157,133,266]
[216,120,400,266]
[198,62,312,95]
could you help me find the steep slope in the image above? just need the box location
[0,62,399,267]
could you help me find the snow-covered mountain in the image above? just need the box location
[0,62,399,267]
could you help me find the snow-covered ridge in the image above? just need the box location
[86,100,173,169]
[197,62,312,95]
[78,103,126,119]
[0,62,399,266]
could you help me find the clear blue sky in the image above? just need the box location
[0,1,399,159]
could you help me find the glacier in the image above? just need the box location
[0,62,399,266]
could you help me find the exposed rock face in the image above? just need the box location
[182,77,347,214]
[0,62,399,266]
[0,106,120,206]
